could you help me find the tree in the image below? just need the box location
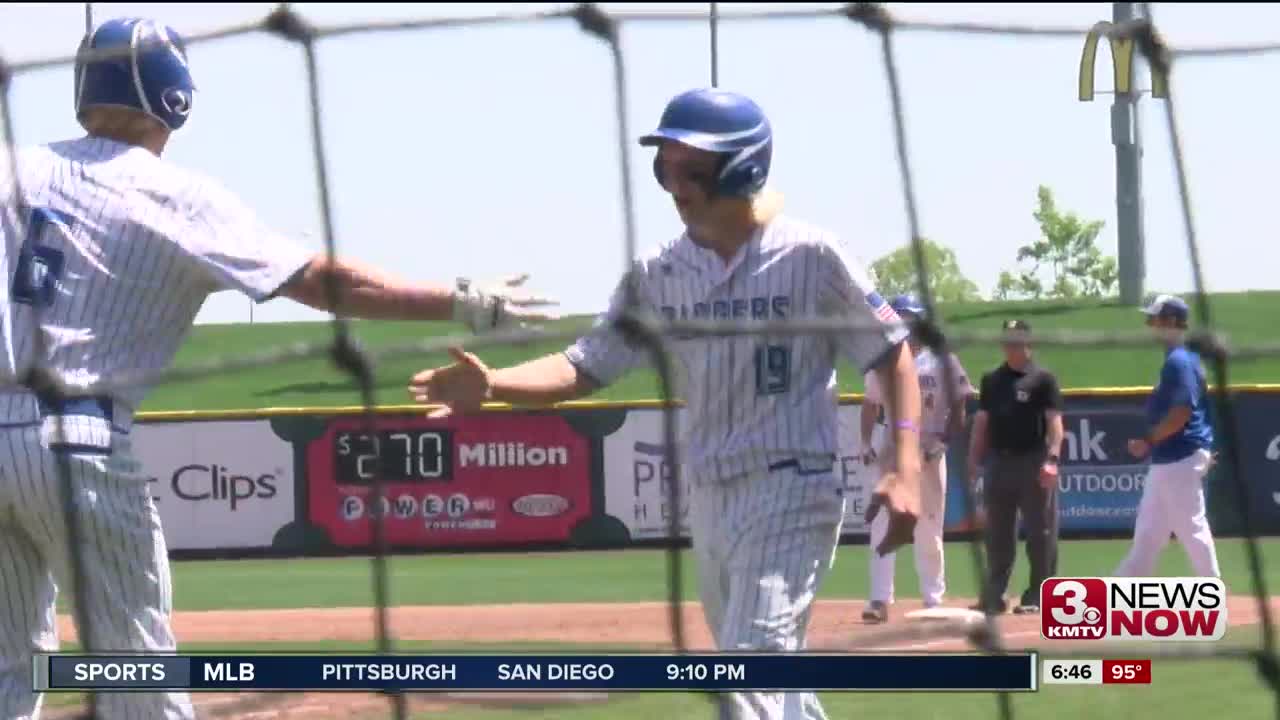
[870,238,981,304]
[995,185,1118,301]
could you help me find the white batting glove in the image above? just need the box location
[452,274,558,334]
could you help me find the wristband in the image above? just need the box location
[895,419,920,433]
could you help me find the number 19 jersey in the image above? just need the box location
[565,215,909,484]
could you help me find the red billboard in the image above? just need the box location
[305,412,592,548]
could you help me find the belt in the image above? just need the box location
[0,391,129,436]
[36,394,115,423]
[767,457,835,477]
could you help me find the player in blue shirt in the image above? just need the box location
[1114,295,1220,578]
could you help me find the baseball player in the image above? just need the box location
[859,295,974,623]
[408,87,923,720]
[1114,294,1220,578]
[0,18,553,720]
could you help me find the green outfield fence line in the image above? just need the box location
[133,383,1280,422]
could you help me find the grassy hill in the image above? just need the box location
[142,291,1280,413]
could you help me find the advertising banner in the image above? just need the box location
[943,391,1280,536]
[944,400,1151,532]
[133,420,296,550]
[1195,391,1280,535]
[304,412,593,549]
[601,405,878,541]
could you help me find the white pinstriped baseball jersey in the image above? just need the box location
[865,348,974,452]
[565,215,909,483]
[0,136,313,427]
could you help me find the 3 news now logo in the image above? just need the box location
[1041,577,1228,641]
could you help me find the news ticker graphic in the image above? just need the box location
[1040,577,1228,641]
[1042,659,1152,685]
[35,653,1038,693]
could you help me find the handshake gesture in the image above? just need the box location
[453,274,558,334]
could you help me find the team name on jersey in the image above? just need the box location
[659,295,791,323]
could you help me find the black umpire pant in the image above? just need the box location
[981,449,1060,609]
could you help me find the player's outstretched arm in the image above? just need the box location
[180,179,555,333]
[279,255,556,332]
[408,350,599,418]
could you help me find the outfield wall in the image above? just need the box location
[133,387,1280,558]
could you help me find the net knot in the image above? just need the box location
[1187,330,1228,363]
[1253,650,1280,694]
[612,309,655,351]
[265,5,316,44]
[19,364,65,402]
[966,619,1004,654]
[329,332,374,384]
[912,318,947,353]
[572,3,618,44]
[1113,17,1172,81]
[844,3,893,34]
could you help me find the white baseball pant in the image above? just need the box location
[1114,448,1221,578]
[0,425,195,720]
[868,449,946,606]
[688,459,845,720]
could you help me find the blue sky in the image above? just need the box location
[2,2,1277,325]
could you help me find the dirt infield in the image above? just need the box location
[49,594,1275,719]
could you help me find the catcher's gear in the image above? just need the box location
[75,17,195,132]
[452,274,554,334]
[638,88,772,198]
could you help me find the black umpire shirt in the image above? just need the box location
[979,362,1064,453]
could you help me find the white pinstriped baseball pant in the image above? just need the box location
[868,448,947,607]
[689,459,846,720]
[0,425,195,720]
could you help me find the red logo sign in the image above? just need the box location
[1042,578,1108,640]
[306,412,592,549]
[1042,577,1227,641]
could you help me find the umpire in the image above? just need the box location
[967,320,1066,614]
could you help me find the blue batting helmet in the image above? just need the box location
[75,18,195,132]
[890,294,926,317]
[638,88,772,198]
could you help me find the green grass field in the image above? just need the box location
[52,293,1279,718]
[46,542,1280,719]
[144,291,1280,412]
[156,538,1280,611]
[47,539,1280,719]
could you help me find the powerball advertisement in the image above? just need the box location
[304,412,593,549]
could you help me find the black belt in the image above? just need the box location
[36,394,115,422]
[767,457,835,477]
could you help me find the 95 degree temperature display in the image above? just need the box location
[1043,659,1151,685]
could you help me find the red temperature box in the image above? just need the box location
[1102,659,1151,684]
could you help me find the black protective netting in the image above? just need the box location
[1,3,1278,719]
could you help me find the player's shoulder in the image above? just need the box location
[1163,345,1201,371]
[627,230,694,278]
[763,214,845,253]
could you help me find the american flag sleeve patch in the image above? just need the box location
[865,292,901,324]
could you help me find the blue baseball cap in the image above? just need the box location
[1140,294,1190,324]
[889,294,926,317]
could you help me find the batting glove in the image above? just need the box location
[452,274,558,334]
